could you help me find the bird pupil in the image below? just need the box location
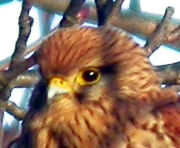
[82,70,98,82]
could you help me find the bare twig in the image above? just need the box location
[30,0,180,51]
[10,0,33,68]
[9,70,40,88]
[0,0,35,92]
[0,29,56,71]
[168,26,180,43]
[144,7,180,57]
[0,100,27,120]
[158,70,180,85]
[106,0,125,26]
[59,0,86,27]
[0,54,37,92]
[154,62,180,85]
[0,1,33,146]
[94,0,125,26]
[144,7,174,57]
[111,0,125,15]
[94,0,114,26]
[0,0,34,98]
[154,61,180,71]
[0,54,36,142]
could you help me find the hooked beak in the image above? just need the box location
[47,77,72,99]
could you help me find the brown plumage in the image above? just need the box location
[10,26,180,148]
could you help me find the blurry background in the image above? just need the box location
[0,0,180,147]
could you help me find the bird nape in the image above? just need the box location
[9,26,180,148]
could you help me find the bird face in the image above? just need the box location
[47,65,117,104]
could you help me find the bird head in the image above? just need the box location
[38,26,176,105]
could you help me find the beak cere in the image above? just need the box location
[47,77,72,99]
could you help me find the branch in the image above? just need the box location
[155,61,180,71]
[30,0,180,50]
[94,0,126,26]
[0,100,27,120]
[9,70,40,88]
[10,0,33,68]
[106,0,125,26]
[59,0,86,27]
[94,0,114,26]
[0,0,35,100]
[158,70,180,85]
[0,55,37,92]
[0,1,33,146]
[0,54,36,139]
[154,62,180,85]
[0,31,53,71]
[144,7,180,57]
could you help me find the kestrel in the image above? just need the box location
[9,26,180,148]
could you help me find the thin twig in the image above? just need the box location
[0,0,35,104]
[0,55,36,139]
[59,0,86,27]
[154,61,180,71]
[94,0,114,26]
[154,62,180,85]
[105,0,125,26]
[94,0,125,26]
[168,26,180,43]
[158,70,180,85]
[10,0,33,68]
[144,7,174,56]
[144,7,180,57]
[0,0,35,92]
[0,29,56,71]
[111,0,125,15]
[0,54,37,92]
[0,1,33,145]
[0,100,27,120]
[9,70,40,88]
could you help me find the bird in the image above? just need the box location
[9,26,180,148]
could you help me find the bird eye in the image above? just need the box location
[76,68,101,85]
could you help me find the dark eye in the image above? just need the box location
[82,70,99,82]
[76,68,101,85]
